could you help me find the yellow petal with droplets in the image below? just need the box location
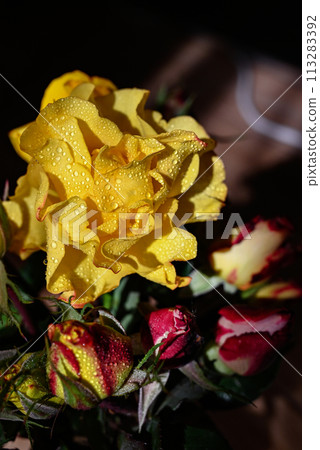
[127,200,197,289]
[169,153,200,198]
[165,115,210,139]
[177,151,227,222]
[8,122,33,163]
[3,162,48,259]
[95,88,157,136]
[40,70,116,110]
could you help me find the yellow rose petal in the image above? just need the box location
[177,151,227,222]
[40,70,116,110]
[3,162,48,259]
[165,115,210,139]
[95,88,157,136]
[8,122,33,163]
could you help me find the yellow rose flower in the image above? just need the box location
[4,72,227,307]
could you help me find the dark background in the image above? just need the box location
[1,0,301,189]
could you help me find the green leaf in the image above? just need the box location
[0,260,10,314]
[113,368,147,397]
[156,377,204,413]
[217,360,280,405]
[6,281,34,305]
[124,291,140,311]
[147,417,162,450]
[241,282,268,299]
[184,425,232,450]
[54,299,82,322]
[179,361,220,392]
[17,392,62,420]
[138,371,170,432]
[95,308,127,335]
[179,361,250,405]
[0,348,19,363]
[111,277,129,316]
[179,267,238,298]
[58,371,99,409]
[100,293,112,310]
[0,409,25,422]
[179,268,222,298]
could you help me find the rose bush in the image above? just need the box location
[3,71,227,307]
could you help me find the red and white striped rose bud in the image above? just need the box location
[209,216,295,290]
[140,305,203,368]
[46,320,133,409]
[215,305,292,376]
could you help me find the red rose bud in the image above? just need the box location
[209,216,295,290]
[141,305,203,368]
[215,305,292,376]
[46,320,133,410]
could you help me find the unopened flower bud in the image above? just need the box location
[215,305,292,376]
[46,320,133,409]
[140,305,203,368]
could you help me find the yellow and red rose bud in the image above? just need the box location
[215,305,292,376]
[140,305,203,368]
[209,216,295,290]
[2,353,63,419]
[46,320,133,409]
[254,281,302,300]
